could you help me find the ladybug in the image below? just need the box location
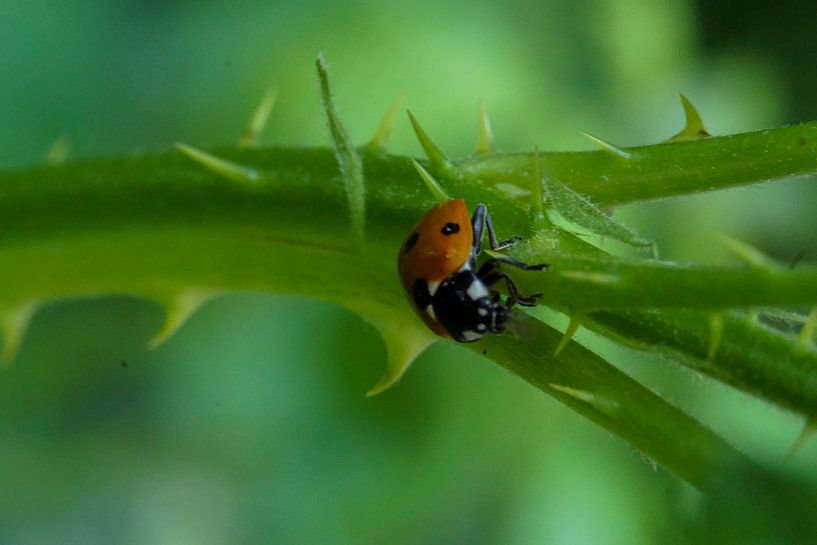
[397,199,547,342]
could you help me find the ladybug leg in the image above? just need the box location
[471,204,523,255]
[480,270,541,308]
[476,257,501,277]
[500,273,540,307]
[490,255,549,271]
[477,257,549,278]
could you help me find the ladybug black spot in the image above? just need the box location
[403,232,420,254]
[412,278,432,309]
[441,222,460,235]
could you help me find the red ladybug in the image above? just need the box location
[397,199,547,342]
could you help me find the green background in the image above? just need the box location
[1,1,816,543]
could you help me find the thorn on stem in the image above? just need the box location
[580,132,632,159]
[707,313,724,361]
[787,418,817,459]
[0,302,39,367]
[238,88,278,148]
[474,103,494,155]
[407,110,450,171]
[412,159,449,202]
[176,143,260,183]
[554,314,584,356]
[665,94,711,142]
[719,235,775,270]
[368,92,406,152]
[148,290,217,349]
[799,307,817,349]
[548,383,618,412]
[45,136,71,166]
[366,322,436,397]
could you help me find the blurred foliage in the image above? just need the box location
[1,0,816,544]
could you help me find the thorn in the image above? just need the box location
[787,418,817,459]
[0,302,38,367]
[365,318,436,397]
[554,314,583,356]
[789,249,807,270]
[367,92,406,152]
[799,307,817,349]
[580,132,632,159]
[679,93,711,137]
[238,88,277,148]
[707,312,724,361]
[407,111,450,171]
[176,143,260,183]
[148,290,217,349]
[665,94,711,143]
[412,159,449,202]
[719,235,775,270]
[474,103,494,155]
[559,270,620,285]
[548,383,594,402]
[45,136,71,166]
[494,183,531,198]
[548,383,618,412]
[351,303,437,397]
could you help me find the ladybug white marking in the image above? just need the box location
[467,280,489,301]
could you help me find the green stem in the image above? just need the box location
[512,254,817,310]
[1,119,815,487]
[474,313,758,491]
[463,122,817,206]
[587,309,817,417]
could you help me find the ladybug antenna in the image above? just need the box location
[411,159,449,203]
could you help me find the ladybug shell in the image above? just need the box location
[397,199,474,337]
